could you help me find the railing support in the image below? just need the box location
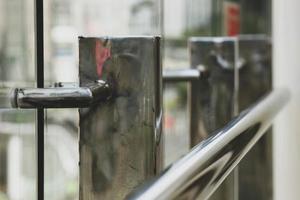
[189,37,238,200]
[78,36,163,200]
[238,35,273,200]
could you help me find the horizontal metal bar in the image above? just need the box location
[1,68,202,108]
[163,68,201,82]
[127,89,290,200]
[11,80,112,108]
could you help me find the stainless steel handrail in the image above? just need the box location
[127,89,290,200]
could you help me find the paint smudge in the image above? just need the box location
[95,40,111,77]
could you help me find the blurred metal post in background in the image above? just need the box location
[188,35,273,200]
[188,37,238,200]
[238,35,272,200]
[78,37,163,200]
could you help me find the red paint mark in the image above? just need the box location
[224,2,240,36]
[164,115,175,130]
[228,6,240,16]
[95,40,111,77]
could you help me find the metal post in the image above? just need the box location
[78,36,163,200]
[238,35,272,200]
[188,37,238,200]
[34,0,44,199]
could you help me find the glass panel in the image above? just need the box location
[43,0,162,199]
[0,0,36,199]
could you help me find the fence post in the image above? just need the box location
[238,35,273,200]
[78,36,163,200]
[189,37,238,200]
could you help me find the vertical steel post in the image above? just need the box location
[78,36,163,200]
[238,35,272,200]
[188,37,238,200]
[34,0,45,199]
[189,37,237,147]
[188,35,272,200]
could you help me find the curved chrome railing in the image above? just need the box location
[127,89,290,200]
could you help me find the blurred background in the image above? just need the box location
[0,0,299,199]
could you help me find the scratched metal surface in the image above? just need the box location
[78,36,163,199]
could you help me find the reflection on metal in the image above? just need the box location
[10,80,112,108]
[163,68,202,82]
[189,37,238,199]
[79,36,163,200]
[238,35,273,200]
[128,89,290,200]
[189,37,238,145]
